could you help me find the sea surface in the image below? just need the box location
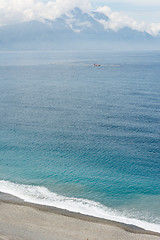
[0,50,160,232]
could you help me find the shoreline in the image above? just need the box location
[0,192,160,240]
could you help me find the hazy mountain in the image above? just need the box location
[0,8,159,51]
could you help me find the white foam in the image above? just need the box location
[0,180,159,233]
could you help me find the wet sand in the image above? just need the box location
[0,193,160,240]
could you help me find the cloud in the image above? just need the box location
[147,23,160,36]
[0,0,91,26]
[97,6,146,31]
[97,6,160,36]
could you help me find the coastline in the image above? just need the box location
[0,192,160,240]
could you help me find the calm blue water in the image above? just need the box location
[0,51,160,232]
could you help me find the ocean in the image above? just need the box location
[0,50,160,232]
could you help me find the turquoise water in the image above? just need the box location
[0,51,160,232]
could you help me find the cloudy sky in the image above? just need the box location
[94,0,160,22]
[0,0,160,36]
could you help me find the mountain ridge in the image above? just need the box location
[0,8,159,51]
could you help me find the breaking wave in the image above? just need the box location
[0,180,160,233]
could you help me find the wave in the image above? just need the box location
[0,180,159,233]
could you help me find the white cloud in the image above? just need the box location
[147,23,160,36]
[97,6,160,36]
[0,0,91,25]
[97,6,146,32]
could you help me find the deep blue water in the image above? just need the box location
[0,51,160,231]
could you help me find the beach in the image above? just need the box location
[0,193,160,240]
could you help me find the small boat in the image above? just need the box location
[94,64,101,67]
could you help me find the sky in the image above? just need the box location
[93,0,160,21]
[0,0,160,36]
[97,0,160,24]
